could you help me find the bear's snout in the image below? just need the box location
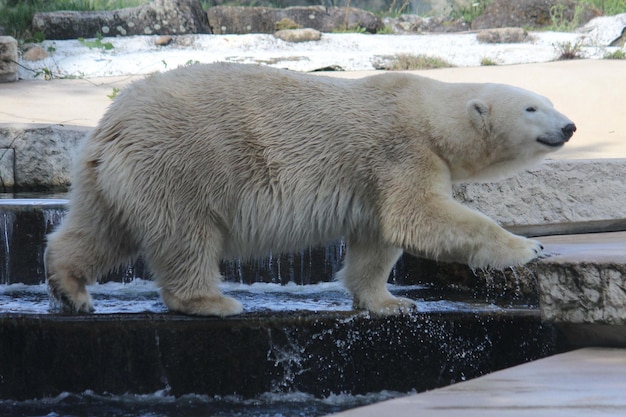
[562,123,576,140]
[536,121,576,148]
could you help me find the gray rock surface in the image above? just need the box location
[581,13,626,46]
[476,28,529,44]
[471,0,599,30]
[32,0,211,40]
[537,233,626,325]
[274,28,322,42]
[0,124,89,190]
[453,159,626,232]
[0,36,18,83]
[381,14,470,34]
[207,6,382,34]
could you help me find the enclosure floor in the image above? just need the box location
[328,347,626,417]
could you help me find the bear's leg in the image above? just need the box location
[386,196,543,269]
[45,210,136,313]
[338,241,415,315]
[147,237,243,317]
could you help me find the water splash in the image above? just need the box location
[266,328,309,393]
[0,210,15,285]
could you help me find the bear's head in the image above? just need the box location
[464,84,575,181]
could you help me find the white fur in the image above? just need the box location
[45,63,573,316]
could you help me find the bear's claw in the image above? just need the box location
[47,278,95,314]
[357,296,417,316]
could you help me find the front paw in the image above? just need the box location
[470,236,543,270]
[47,274,94,314]
[357,296,417,316]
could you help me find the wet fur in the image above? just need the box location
[45,63,573,316]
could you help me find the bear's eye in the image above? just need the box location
[526,106,537,112]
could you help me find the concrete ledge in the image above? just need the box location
[328,348,626,417]
[538,232,626,325]
[0,124,89,191]
[455,159,626,229]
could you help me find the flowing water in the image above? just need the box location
[0,389,411,417]
[0,280,533,315]
[0,196,543,417]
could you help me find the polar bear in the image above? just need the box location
[45,63,575,316]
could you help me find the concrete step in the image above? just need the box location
[327,347,626,417]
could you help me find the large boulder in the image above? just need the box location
[0,36,18,83]
[581,13,626,46]
[471,0,600,30]
[207,6,382,34]
[32,0,211,40]
[382,14,470,34]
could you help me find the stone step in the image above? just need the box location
[537,232,626,347]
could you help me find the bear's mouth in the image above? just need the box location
[537,123,576,148]
[536,137,567,147]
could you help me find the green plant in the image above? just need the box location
[332,26,367,34]
[385,0,411,17]
[107,87,120,100]
[376,25,394,34]
[450,0,489,23]
[78,32,114,50]
[577,0,626,15]
[0,1,37,39]
[554,41,584,59]
[604,49,626,59]
[548,2,585,31]
[480,57,497,66]
[386,53,453,70]
[35,66,54,80]
[274,17,300,31]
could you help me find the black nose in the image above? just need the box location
[562,123,576,139]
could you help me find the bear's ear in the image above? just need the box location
[467,99,490,133]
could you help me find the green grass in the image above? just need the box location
[332,26,368,34]
[577,0,626,15]
[450,0,489,23]
[604,49,626,59]
[554,40,584,60]
[386,53,454,70]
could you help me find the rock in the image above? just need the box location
[581,13,626,47]
[0,124,89,190]
[274,28,321,43]
[537,233,626,325]
[32,0,211,40]
[476,28,529,44]
[207,6,382,34]
[471,0,600,30]
[382,15,470,34]
[274,17,301,31]
[22,45,49,61]
[453,159,626,232]
[155,35,173,46]
[0,36,18,83]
